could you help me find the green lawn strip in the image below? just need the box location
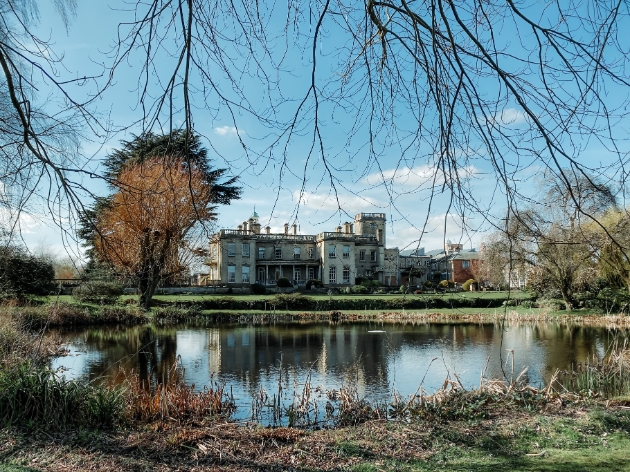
[343,408,630,471]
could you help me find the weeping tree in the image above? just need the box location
[505,170,618,309]
[80,131,239,308]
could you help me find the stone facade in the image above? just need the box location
[207,211,400,287]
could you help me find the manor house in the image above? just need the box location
[206,211,400,287]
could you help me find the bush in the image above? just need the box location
[399,284,408,293]
[360,279,381,289]
[276,277,292,288]
[0,246,55,296]
[305,279,322,290]
[250,283,266,295]
[462,279,477,291]
[423,280,435,288]
[350,284,369,294]
[438,280,455,289]
[73,281,124,304]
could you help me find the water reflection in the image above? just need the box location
[51,321,629,421]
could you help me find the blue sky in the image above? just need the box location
[13,0,630,260]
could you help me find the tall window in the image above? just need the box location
[328,245,336,259]
[359,250,366,261]
[294,268,301,282]
[308,247,314,259]
[242,266,250,283]
[370,250,377,262]
[308,267,315,280]
[242,243,250,257]
[294,247,301,259]
[227,243,236,257]
[329,266,337,284]
[462,260,470,269]
[342,245,350,259]
[227,266,236,283]
[275,247,282,259]
[343,267,350,284]
[258,247,265,259]
[257,267,266,282]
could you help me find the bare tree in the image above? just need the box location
[3,1,630,256]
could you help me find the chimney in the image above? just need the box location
[284,223,289,235]
[292,224,297,235]
[243,221,248,233]
[237,225,242,231]
[344,222,352,234]
[265,226,271,234]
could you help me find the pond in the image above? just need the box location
[51,320,629,425]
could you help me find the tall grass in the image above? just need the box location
[562,342,630,398]
[123,359,235,423]
[0,363,125,429]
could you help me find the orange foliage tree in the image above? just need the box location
[94,156,216,308]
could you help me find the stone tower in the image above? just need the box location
[353,212,386,246]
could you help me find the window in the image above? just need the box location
[308,267,315,280]
[227,243,236,257]
[227,266,236,283]
[258,247,265,259]
[329,245,336,259]
[370,250,377,262]
[359,250,366,261]
[294,268,301,282]
[242,243,250,257]
[329,266,337,284]
[242,266,250,283]
[462,260,470,269]
[343,267,350,284]
[275,247,282,259]
[257,267,266,282]
[342,245,350,259]
[308,248,314,259]
[294,247,301,259]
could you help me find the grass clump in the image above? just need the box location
[0,363,124,429]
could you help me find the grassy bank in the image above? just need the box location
[2,391,630,470]
[5,295,630,329]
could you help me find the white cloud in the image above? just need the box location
[296,191,377,213]
[362,164,478,187]
[493,108,528,126]
[388,213,478,252]
[213,125,241,137]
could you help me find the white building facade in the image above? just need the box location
[207,212,400,287]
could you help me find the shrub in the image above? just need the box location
[360,279,381,289]
[438,280,455,289]
[350,284,369,294]
[276,277,292,288]
[414,289,423,294]
[462,279,476,291]
[305,279,322,290]
[423,280,435,288]
[0,246,55,296]
[399,284,408,293]
[73,281,124,304]
[250,283,266,295]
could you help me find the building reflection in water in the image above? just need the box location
[51,321,630,416]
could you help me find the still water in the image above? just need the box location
[51,321,628,422]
